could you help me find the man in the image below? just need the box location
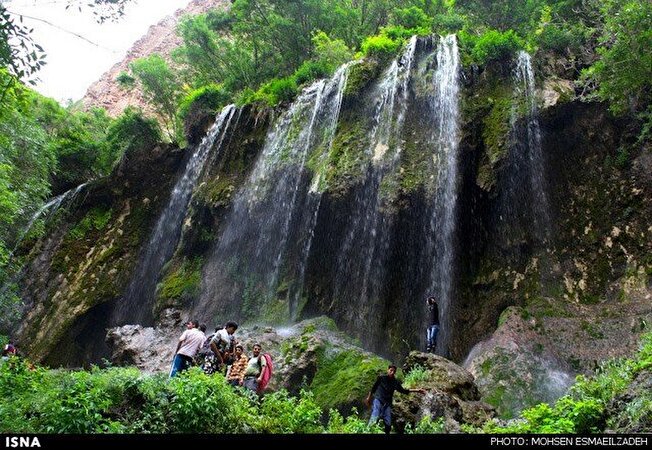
[170,320,206,377]
[226,344,249,387]
[210,321,238,370]
[242,343,266,393]
[366,365,425,434]
[426,296,440,353]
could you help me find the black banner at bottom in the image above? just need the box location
[2,434,651,450]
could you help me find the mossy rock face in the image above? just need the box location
[464,307,574,419]
[16,145,184,365]
[343,59,380,99]
[268,317,389,413]
[393,351,495,432]
[155,257,203,314]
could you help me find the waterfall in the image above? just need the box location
[513,51,550,244]
[198,67,351,323]
[286,63,352,319]
[328,38,418,331]
[424,34,461,356]
[10,182,89,257]
[116,105,237,325]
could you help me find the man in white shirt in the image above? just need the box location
[170,319,206,377]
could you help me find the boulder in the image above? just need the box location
[393,351,496,432]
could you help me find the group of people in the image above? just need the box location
[170,320,270,394]
[167,294,441,433]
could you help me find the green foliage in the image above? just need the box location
[581,1,652,117]
[68,206,112,240]
[106,107,162,160]
[177,84,230,123]
[456,0,546,35]
[403,364,430,388]
[360,34,403,60]
[293,60,331,86]
[405,415,446,433]
[312,31,354,73]
[0,5,46,88]
[466,29,525,66]
[257,390,324,433]
[251,77,298,107]
[391,6,433,31]
[116,71,135,88]
[124,54,184,143]
[327,408,381,433]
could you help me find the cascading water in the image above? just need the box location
[493,50,551,274]
[286,63,352,319]
[513,51,551,244]
[330,37,418,331]
[115,105,237,325]
[10,181,88,257]
[198,68,350,323]
[424,34,461,356]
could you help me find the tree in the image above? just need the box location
[582,1,652,116]
[120,54,184,143]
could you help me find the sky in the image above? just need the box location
[6,0,192,103]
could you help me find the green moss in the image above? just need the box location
[68,207,112,240]
[310,348,388,410]
[196,176,236,208]
[156,257,203,309]
[260,298,290,325]
[323,118,369,193]
[343,59,380,99]
[479,96,513,189]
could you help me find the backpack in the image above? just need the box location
[198,333,214,356]
[257,353,273,393]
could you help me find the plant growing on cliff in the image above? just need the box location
[118,54,184,144]
[580,1,652,125]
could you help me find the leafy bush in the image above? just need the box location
[177,84,229,123]
[391,6,432,31]
[405,415,446,433]
[327,408,381,433]
[252,77,298,106]
[360,34,403,59]
[106,107,162,160]
[580,1,652,116]
[469,29,524,65]
[403,364,430,388]
[293,60,332,86]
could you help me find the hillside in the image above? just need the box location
[80,0,228,116]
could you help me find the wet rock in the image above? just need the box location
[393,351,495,432]
[464,306,574,418]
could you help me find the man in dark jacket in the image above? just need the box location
[366,365,425,434]
[426,296,439,352]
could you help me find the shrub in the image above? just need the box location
[360,34,402,59]
[107,107,162,159]
[177,84,229,123]
[294,60,331,86]
[469,29,524,65]
[252,77,298,106]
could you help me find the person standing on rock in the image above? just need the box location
[242,343,266,393]
[366,364,426,434]
[169,319,206,378]
[426,296,440,353]
[210,321,238,371]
